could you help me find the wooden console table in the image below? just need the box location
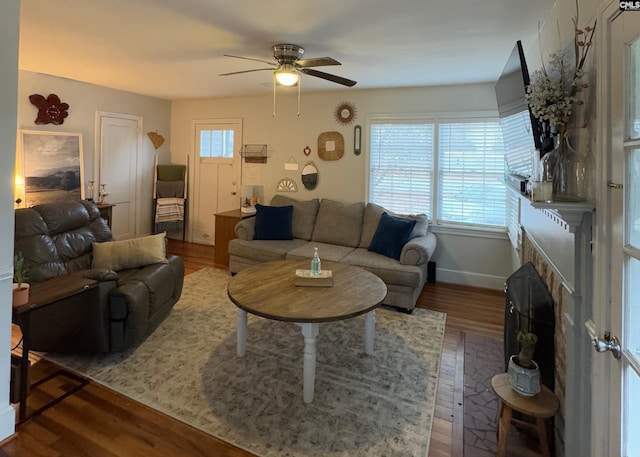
[214,209,255,267]
[12,276,97,423]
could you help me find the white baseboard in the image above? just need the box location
[0,404,15,441]
[435,267,506,290]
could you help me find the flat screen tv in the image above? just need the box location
[495,40,551,179]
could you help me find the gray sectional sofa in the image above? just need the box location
[228,195,437,311]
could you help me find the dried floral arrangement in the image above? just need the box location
[525,0,596,138]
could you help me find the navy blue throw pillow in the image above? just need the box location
[253,204,294,240]
[368,212,417,260]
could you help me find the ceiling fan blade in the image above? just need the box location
[295,57,341,67]
[223,54,278,66]
[301,68,357,87]
[219,68,273,76]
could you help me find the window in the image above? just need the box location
[368,116,506,228]
[369,123,434,218]
[199,129,235,159]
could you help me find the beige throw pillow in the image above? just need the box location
[92,232,168,271]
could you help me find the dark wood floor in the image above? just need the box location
[2,240,525,457]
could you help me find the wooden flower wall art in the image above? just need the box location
[29,93,69,125]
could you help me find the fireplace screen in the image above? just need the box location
[504,262,555,390]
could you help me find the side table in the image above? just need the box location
[491,373,559,457]
[214,209,255,267]
[95,202,115,229]
[12,276,97,423]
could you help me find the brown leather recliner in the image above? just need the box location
[14,200,184,353]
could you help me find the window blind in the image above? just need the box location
[506,191,521,250]
[369,124,434,217]
[437,122,506,226]
[500,111,536,177]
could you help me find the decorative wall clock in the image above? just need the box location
[334,101,356,126]
[29,93,69,125]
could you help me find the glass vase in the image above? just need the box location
[551,136,586,202]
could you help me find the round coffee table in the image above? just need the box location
[227,259,387,403]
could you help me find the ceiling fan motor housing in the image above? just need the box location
[273,44,304,64]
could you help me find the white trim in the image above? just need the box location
[592,2,622,457]
[435,267,506,290]
[0,405,15,442]
[430,223,508,240]
[365,110,499,123]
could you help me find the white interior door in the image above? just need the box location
[98,113,141,240]
[191,119,241,245]
[592,5,640,456]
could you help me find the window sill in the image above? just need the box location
[430,223,508,240]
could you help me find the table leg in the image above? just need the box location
[299,323,320,403]
[497,402,511,457]
[237,309,247,357]
[364,310,375,355]
[536,417,551,457]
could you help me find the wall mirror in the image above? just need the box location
[301,161,318,190]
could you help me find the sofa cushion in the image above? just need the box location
[271,195,320,241]
[341,248,425,288]
[285,242,356,262]
[253,204,294,240]
[92,232,168,271]
[312,200,364,248]
[369,212,417,260]
[360,203,428,249]
[229,238,308,263]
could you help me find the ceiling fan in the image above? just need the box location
[220,43,357,88]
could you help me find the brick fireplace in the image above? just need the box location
[515,194,594,457]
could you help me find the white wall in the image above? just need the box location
[17,71,172,235]
[171,83,514,289]
[0,0,20,440]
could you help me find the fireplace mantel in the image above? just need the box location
[511,188,595,234]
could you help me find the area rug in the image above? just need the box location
[463,333,503,457]
[463,333,533,457]
[45,268,446,457]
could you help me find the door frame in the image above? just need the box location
[94,111,144,237]
[592,1,624,455]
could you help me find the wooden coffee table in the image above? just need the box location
[227,259,387,403]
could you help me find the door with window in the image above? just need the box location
[592,5,640,456]
[191,119,241,245]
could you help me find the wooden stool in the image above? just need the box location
[491,373,559,457]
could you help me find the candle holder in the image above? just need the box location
[98,184,109,204]
[87,180,95,201]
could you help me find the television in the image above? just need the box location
[495,40,551,180]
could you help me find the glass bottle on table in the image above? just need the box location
[311,247,321,276]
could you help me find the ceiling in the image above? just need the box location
[18,0,556,101]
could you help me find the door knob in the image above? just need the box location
[592,332,622,359]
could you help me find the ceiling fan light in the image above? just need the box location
[275,65,299,86]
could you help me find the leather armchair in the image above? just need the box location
[14,200,184,353]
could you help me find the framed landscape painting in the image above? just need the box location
[21,130,84,206]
